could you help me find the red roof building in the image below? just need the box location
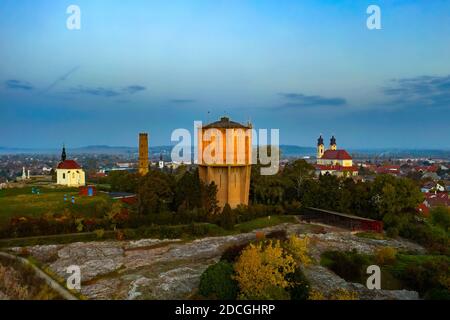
[320,150,352,160]
[57,160,81,170]
[424,192,449,208]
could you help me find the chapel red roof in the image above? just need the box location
[57,160,81,170]
[321,149,352,160]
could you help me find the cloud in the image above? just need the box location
[69,84,146,98]
[123,85,146,94]
[170,99,195,104]
[5,80,33,91]
[70,86,121,97]
[278,92,346,108]
[382,75,450,107]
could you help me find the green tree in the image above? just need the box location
[219,204,236,230]
[137,170,174,215]
[430,207,450,232]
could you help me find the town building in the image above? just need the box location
[315,135,358,177]
[198,117,252,209]
[56,145,85,187]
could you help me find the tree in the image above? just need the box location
[108,171,140,193]
[369,175,423,218]
[201,181,219,215]
[234,241,296,299]
[137,170,174,215]
[173,170,201,211]
[430,207,450,232]
[219,204,236,230]
[282,159,315,201]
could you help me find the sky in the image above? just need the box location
[1,0,450,149]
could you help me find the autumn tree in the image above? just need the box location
[234,241,296,299]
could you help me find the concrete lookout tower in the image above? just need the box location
[138,133,149,176]
[198,117,252,209]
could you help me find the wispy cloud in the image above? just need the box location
[123,85,146,94]
[383,75,450,107]
[69,84,146,98]
[278,92,346,108]
[5,80,33,91]
[170,99,195,104]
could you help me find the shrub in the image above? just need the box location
[285,235,312,266]
[321,250,371,283]
[218,204,236,230]
[430,207,450,231]
[198,261,238,300]
[234,240,296,299]
[329,288,359,300]
[286,268,310,300]
[375,247,397,265]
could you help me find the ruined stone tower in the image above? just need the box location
[138,133,149,175]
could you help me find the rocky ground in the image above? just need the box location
[7,221,425,300]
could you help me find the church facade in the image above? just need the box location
[56,146,86,187]
[315,135,358,177]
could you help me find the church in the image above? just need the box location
[315,135,358,177]
[56,146,86,187]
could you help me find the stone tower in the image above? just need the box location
[198,117,252,209]
[138,133,149,175]
[317,135,325,159]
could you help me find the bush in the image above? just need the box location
[286,268,310,300]
[321,250,371,283]
[375,247,397,265]
[392,255,450,299]
[430,207,450,231]
[234,241,296,299]
[218,204,236,230]
[198,261,238,300]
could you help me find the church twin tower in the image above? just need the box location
[317,135,337,159]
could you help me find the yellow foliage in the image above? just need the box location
[285,235,312,266]
[438,274,450,290]
[234,240,296,299]
[329,288,359,300]
[375,247,397,265]
[308,288,359,300]
[308,288,325,300]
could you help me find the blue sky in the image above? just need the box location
[1,0,449,149]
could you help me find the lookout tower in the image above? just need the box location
[197,117,252,209]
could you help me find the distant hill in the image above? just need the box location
[0,145,449,159]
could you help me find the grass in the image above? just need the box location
[235,215,297,233]
[0,187,112,226]
[355,231,388,240]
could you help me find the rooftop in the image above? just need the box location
[321,149,352,160]
[57,160,81,170]
[203,116,251,129]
